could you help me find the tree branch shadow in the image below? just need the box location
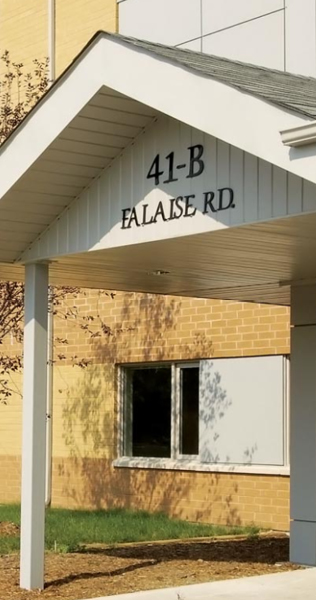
[76,536,290,566]
[45,559,158,588]
[58,292,264,529]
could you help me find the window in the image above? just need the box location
[118,356,289,472]
[180,365,199,455]
[123,363,199,459]
[125,366,172,458]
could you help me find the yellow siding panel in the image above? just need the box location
[55,0,117,75]
[0,0,47,71]
[0,0,117,80]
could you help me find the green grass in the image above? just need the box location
[0,504,259,555]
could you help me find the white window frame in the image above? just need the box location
[175,362,200,461]
[113,357,290,476]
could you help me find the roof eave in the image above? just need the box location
[280,121,316,147]
[1,32,316,267]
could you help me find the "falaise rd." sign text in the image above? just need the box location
[121,144,235,229]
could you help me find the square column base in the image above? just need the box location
[290,521,316,565]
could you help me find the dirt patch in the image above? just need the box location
[0,535,301,600]
[0,522,19,537]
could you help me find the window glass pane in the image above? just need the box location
[129,367,171,458]
[181,367,199,455]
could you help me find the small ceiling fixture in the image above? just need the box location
[151,269,170,276]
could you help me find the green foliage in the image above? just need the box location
[0,504,260,555]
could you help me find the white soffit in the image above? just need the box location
[4,209,316,305]
[19,211,316,307]
[0,31,315,269]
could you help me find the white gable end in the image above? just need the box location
[21,115,316,263]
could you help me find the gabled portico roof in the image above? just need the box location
[115,34,316,120]
[1,31,316,304]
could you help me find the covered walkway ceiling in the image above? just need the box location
[1,32,316,304]
[21,213,316,305]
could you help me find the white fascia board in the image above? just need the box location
[98,36,316,183]
[280,122,316,147]
[0,37,105,201]
[1,32,316,209]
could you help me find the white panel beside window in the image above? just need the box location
[199,356,286,466]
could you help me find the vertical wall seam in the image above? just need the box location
[200,0,203,53]
[175,8,285,48]
[315,0,316,73]
[48,0,56,83]
[283,0,287,71]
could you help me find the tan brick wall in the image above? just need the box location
[0,291,290,529]
[52,291,290,364]
[0,453,290,531]
[0,372,22,457]
[0,456,21,503]
[52,364,116,459]
[56,295,291,529]
[52,457,290,531]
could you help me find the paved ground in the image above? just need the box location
[89,567,316,600]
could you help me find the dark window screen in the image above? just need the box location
[181,367,199,455]
[131,367,171,458]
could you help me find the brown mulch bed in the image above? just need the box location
[0,522,20,537]
[0,534,301,600]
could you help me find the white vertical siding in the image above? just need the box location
[88,183,100,249]
[288,174,303,216]
[303,180,316,213]
[21,115,314,262]
[273,167,287,218]
[244,154,258,224]
[229,146,244,226]
[217,140,230,227]
[78,190,89,250]
[258,161,272,221]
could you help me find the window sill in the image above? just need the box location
[113,457,290,476]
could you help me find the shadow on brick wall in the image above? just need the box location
[58,292,244,527]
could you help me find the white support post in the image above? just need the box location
[20,263,49,590]
[290,284,316,565]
